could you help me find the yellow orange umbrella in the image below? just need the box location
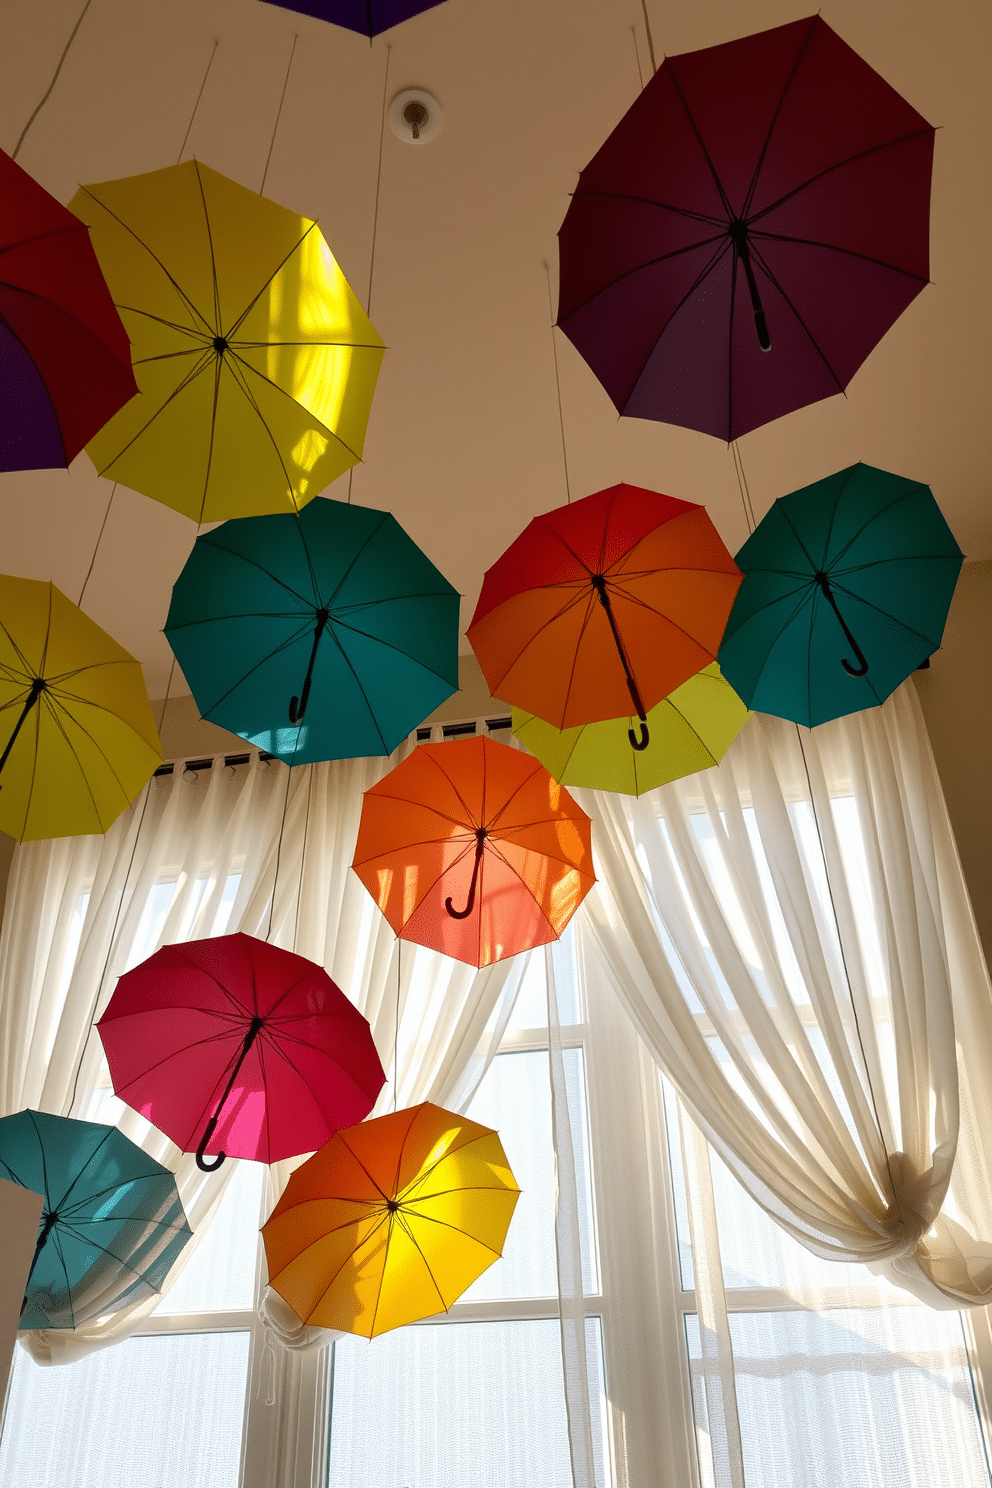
[512,662,751,796]
[262,1103,520,1338]
[70,160,385,522]
[0,576,160,840]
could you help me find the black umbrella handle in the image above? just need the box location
[591,576,651,752]
[289,609,329,724]
[195,1017,264,1173]
[729,222,771,352]
[815,574,869,677]
[20,1210,58,1316]
[0,678,46,782]
[446,831,487,919]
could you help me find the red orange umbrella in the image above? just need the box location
[98,934,385,1171]
[352,736,595,967]
[467,484,741,750]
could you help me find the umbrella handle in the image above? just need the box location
[628,720,650,751]
[194,1016,265,1172]
[729,223,772,352]
[0,678,46,781]
[20,1211,58,1316]
[814,574,870,678]
[195,1122,227,1173]
[288,609,330,725]
[445,832,486,919]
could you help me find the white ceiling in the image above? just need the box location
[3,0,990,700]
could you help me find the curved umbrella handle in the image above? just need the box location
[288,609,330,725]
[195,1116,226,1173]
[194,1016,265,1173]
[0,677,46,781]
[814,573,870,679]
[445,833,486,920]
[628,720,650,751]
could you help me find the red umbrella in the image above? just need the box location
[97,934,385,1171]
[1,149,137,472]
[557,16,934,441]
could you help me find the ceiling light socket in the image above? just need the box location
[389,89,443,145]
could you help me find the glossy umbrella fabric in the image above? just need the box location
[263,0,445,35]
[0,1110,191,1332]
[512,662,750,796]
[69,160,384,521]
[0,576,161,841]
[557,15,934,442]
[717,464,963,727]
[1,149,137,472]
[164,497,459,765]
[352,736,595,967]
[467,484,741,733]
[98,934,386,1168]
[262,1102,520,1337]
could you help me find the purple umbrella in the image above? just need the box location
[262,0,445,36]
[557,16,935,442]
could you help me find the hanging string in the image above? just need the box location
[731,440,757,535]
[260,33,298,196]
[393,940,401,1113]
[631,25,646,91]
[291,763,315,954]
[177,38,219,165]
[265,755,295,943]
[77,483,116,610]
[638,0,658,76]
[544,263,572,504]
[11,0,96,161]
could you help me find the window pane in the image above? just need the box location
[461,1047,596,1300]
[0,1331,250,1488]
[326,1317,608,1488]
[155,1160,265,1315]
[685,1309,990,1488]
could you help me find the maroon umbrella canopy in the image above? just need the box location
[557,16,935,443]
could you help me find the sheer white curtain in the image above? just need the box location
[569,681,992,1310]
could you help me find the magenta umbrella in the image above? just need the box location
[97,934,385,1171]
[557,15,934,442]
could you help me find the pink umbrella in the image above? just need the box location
[97,933,385,1171]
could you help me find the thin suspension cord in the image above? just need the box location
[732,440,757,535]
[631,25,645,91]
[260,33,298,196]
[366,45,392,319]
[265,755,295,943]
[394,940,401,1113]
[638,0,658,75]
[544,263,572,504]
[291,763,315,953]
[77,483,116,609]
[11,0,96,160]
[177,38,219,165]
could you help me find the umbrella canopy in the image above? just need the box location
[98,934,386,1172]
[263,1,446,36]
[512,662,750,796]
[0,1110,191,1332]
[0,576,161,841]
[1,149,137,472]
[557,15,934,442]
[164,497,459,765]
[353,735,595,967]
[466,484,741,748]
[717,464,964,727]
[262,1102,520,1337]
[69,160,384,521]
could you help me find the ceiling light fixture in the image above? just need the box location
[389,88,443,145]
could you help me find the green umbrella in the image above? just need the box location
[0,1110,192,1331]
[717,464,963,727]
[165,497,459,764]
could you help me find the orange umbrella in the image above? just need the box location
[261,1102,520,1338]
[352,736,595,966]
[467,484,741,750]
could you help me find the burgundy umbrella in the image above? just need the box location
[1,149,137,472]
[262,0,445,36]
[98,934,386,1171]
[557,16,935,442]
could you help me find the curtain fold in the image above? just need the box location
[571,682,992,1308]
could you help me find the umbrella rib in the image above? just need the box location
[198,350,225,523]
[93,350,215,478]
[54,1219,165,1284]
[323,626,390,754]
[590,585,715,658]
[726,227,737,440]
[826,582,945,646]
[484,760,549,833]
[559,589,603,732]
[746,244,845,393]
[328,618,458,690]
[270,1209,390,1297]
[193,622,316,716]
[174,530,315,607]
[488,834,594,876]
[233,338,386,351]
[73,186,214,335]
[825,487,927,569]
[389,1209,449,1315]
[336,1132,392,1204]
[740,17,819,219]
[396,1207,505,1261]
[414,745,488,829]
[114,304,211,339]
[321,514,393,611]
[47,688,151,807]
[20,683,46,836]
[376,843,479,927]
[193,162,222,334]
[130,942,252,1013]
[0,221,88,257]
[0,282,139,364]
[222,353,318,505]
[556,231,727,326]
[569,188,726,228]
[331,589,458,616]
[663,65,736,220]
[476,585,593,694]
[226,222,320,341]
[50,1124,116,1216]
[132,348,213,367]
[225,349,363,464]
[47,1227,75,1327]
[398,1130,492,1200]
[749,230,930,283]
[777,503,832,574]
[621,238,735,414]
[112,1026,256,1108]
[58,1175,171,1217]
[748,128,936,226]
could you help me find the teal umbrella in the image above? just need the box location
[0,1110,192,1331]
[165,498,460,764]
[718,464,963,727]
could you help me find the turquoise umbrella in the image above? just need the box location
[0,1110,192,1331]
[718,464,963,727]
[165,498,459,764]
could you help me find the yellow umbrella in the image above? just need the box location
[69,160,385,522]
[0,577,161,840]
[262,1103,520,1338]
[512,661,751,796]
